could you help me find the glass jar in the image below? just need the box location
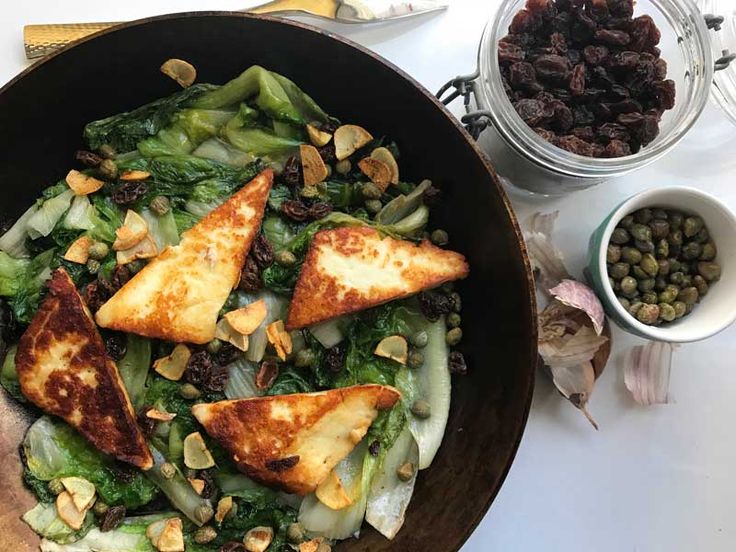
[454,0,715,196]
[701,0,736,124]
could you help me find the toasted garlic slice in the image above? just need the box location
[66,169,103,195]
[160,58,197,88]
[306,123,333,147]
[370,147,399,185]
[334,124,372,160]
[374,335,408,365]
[63,235,93,264]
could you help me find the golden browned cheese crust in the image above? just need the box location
[192,384,400,495]
[15,269,153,469]
[95,169,273,343]
[286,226,469,329]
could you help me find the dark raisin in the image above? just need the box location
[583,44,608,64]
[204,365,228,393]
[609,0,633,17]
[252,234,274,269]
[448,351,468,375]
[281,156,302,187]
[498,41,526,64]
[418,291,453,321]
[199,469,217,499]
[551,87,572,101]
[607,51,640,71]
[586,0,609,19]
[215,342,242,366]
[0,298,20,343]
[552,103,574,131]
[238,256,262,293]
[316,144,337,164]
[509,62,539,90]
[514,99,546,126]
[610,99,642,114]
[510,9,540,33]
[629,15,660,52]
[551,12,572,35]
[104,332,127,361]
[598,122,630,142]
[110,265,131,291]
[608,85,631,102]
[533,54,570,80]
[534,127,558,141]
[617,112,645,127]
[652,79,676,110]
[654,58,667,80]
[569,63,586,96]
[594,29,630,46]
[255,359,279,391]
[75,150,103,167]
[308,202,333,220]
[112,181,147,206]
[281,200,310,222]
[423,185,442,205]
[634,114,660,146]
[100,505,126,532]
[527,0,556,18]
[604,139,632,157]
[136,406,157,440]
[556,135,596,156]
[549,32,568,53]
[368,440,381,456]
[591,66,615,89]
[266,455,300,472]
[220,543,245,552]
[571,11,596,42]
[324,344,346,374]
[572,126,596,141]
[572,106,595,126]
[82,281,106,312]
[186,350,215,386]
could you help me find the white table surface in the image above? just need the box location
[3,2,736,551]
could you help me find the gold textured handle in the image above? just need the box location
[24,22,120,59]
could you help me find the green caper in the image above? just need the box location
[693,227,709,243]
[654,276,667,291]
[609,277,617,290]
[673,301,687,319]
[641,291,658,304]
[362,182,383,199]
[659,303,676,322]
[658,285,679,304]
[669,243,682,257]
[93,500,109,516]
[668,211,683,230]
[98,144,116,159]
[274,250,297,266]
[649,219,670,239]
[608,262,630,279]
[286,523,305,544]
[634,208,653,224]
[150,195,171,216]
[640,253,658,277]
[667,229,683,246]
[365,199,383,214]
[409,331,428,348]
[681,274,693,288]
[86,259,101,275]
[448,292,462,312]
[445,327,462,346]
[294,349,316,368]
[668,258,682,273]
[618,297,631,310]
[407,350,424,369]
[636,303,660,324]
[682,242,703,260]
[631,265,648,280]
[300,184,320,199]
[677,287,699,305]
[88,241,109,260]
[634,239,654,253]
[619,214,635,229]
[638,278,655,293]
[411,399,432,419]
[180,383,201,400]
[693,275,709,297]
[620,276,638,298]
[657,259,670,276]
[160,462,177,480]
[324,165,333,178]
[397,462,415,482]
[194,504,214,524]
[98,158,118,179]
[700,242,717,261]
[48,478,65,495]
[206,339,222,354]
[669,271,684,286]
[630,223,652,242]
[652,208,668,220]
[628,301,644,317]
[610,227,630,245]
[335,159,351,175]
[446,312,461,328]
[683,216,704,238]
[431,229,449,246]
[621,247,642,265]
[607,244,622,264]
[697,261,721,282]
[655,239,669,259]
[194,526,217,544]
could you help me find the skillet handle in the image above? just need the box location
[24,22,119,59]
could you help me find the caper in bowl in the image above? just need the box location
[587,187,736,343]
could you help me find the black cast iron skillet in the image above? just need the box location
[0,13,536,551]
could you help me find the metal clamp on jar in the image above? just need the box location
[438,0,731,196]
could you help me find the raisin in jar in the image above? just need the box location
[457,0,713,195]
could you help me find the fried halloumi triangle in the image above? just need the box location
[192,384,401,495]
[15,269,153,469]
[95,169,273,344]
[286,226,469,329]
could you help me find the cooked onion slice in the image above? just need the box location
[624,341,675,406]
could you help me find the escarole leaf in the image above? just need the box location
[116,335,151,409]
[0,344,23,402]
[83,83,215,152]
[22,502,94,545]
[23,417,158,508]
[27,189,74,239]
[0,204,38,257]
[1,249,55,324]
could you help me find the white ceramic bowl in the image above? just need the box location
[587,187,736,342]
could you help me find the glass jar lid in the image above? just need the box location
[701,0,736,124]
